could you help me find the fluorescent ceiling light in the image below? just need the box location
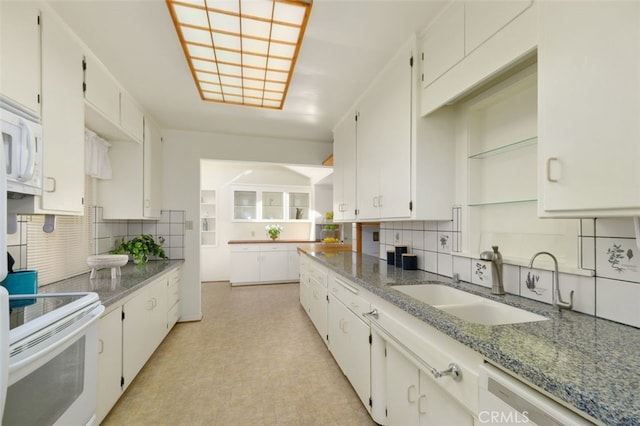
[166,0,312,109]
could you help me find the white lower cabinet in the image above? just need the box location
[386,344,474,426]
[327,274,371,409]
[300,256,482,425]
[96,266,182,422]
[230,243,300,285]
[167,266,182,329]
[97,307,123,424]
[307,272,328,343]
[122,277,167,389]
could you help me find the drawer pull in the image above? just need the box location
[363,309,379,319]
[371,319,462,382]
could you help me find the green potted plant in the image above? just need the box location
[112,234,168,265]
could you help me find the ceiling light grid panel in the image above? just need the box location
[166,0,312,109]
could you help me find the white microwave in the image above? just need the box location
[1,101,43,196]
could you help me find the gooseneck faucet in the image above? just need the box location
[528,251,574,310]
[480,246,504,295]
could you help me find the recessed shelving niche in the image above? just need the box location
[467,67,537,206]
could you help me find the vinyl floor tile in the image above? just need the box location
[101,282,376,426]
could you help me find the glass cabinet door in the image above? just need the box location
[289,192,309,220]
[233,190,257,220]
[262,191,284,220]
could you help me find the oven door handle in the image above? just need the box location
[9,304,104,375]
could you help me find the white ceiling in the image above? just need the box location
[50,0,447,144]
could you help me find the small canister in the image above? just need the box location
[402,254,417,270]
[386,250,395,265]
[395,245,408,268]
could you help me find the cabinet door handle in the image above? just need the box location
[546,157,559,182]
[146,299,154,310]
[373,196,378,207]
[418,394,428,414]
[45,176,56,193]
[98,339,104,354]
[407,385,418,403]
[342,319,349,333]
[378,195,383,207]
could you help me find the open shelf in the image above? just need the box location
[468,199,537,207]
[468,136,537,159]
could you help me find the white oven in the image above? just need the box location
[1,100,43,196]
[2,292,104,426]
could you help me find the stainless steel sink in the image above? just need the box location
[394,284,548,326]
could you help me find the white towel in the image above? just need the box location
[85,129,113,180]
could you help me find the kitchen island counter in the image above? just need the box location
[39,260,184,309]
[299,249,639,425]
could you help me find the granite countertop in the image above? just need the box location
[228,239,319,244]
[39,260,184,309]
[300,249,640,426]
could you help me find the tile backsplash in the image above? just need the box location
[379,213,640,328]
[7,205,185,287]
[92,207,185,260]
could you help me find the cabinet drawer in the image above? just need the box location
[262,243,288,252]
[309,263,328,287]
[167,279,180,308]
[329,275,370,316]
[230,244,261,253]
[168,299,180,329]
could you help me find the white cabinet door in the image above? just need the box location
[40,10,85,214]
[418,370,473,426]
[538,1,640,216]
[287,249,300,281]
[84,53,120,125]
[97,307,123,424]
[421,1,464,88]
[229,248,261,284]
[386,345,473,426]
[386,344,420,426]
[122,278,167,389]
[260,249,289,282]
[97,141,144,219]
[120,91,144,142]
[144,118,163,219]
[307,276,328,343]
[357,42,413,221]
[464,0,532,55]
[0,2,40,115]
[328,294,371,409]
[333,110,358,221]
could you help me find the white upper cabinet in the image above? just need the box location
[357,41,413,221]
[84,53,120,126]
[0,2,41,115]
[421,1,464,89]
[120,91,144,143]
[97,122,163,220]
[332,110,357,222]
[83,52,144,144]
[334,36,454,222]
[8,6,85,216]
[40,9,85,214]
[144,118,163,219]
[464,0,533,55]
[420,1,536,116]
[538,1,640,217]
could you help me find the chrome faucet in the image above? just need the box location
[528,251,574,310]
[480,246,504,295]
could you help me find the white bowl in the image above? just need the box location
[87,255,128,268]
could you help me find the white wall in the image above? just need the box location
[161,129,331,321]
[201,160,314,282]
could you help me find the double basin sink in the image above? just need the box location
[394,284,548,325]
